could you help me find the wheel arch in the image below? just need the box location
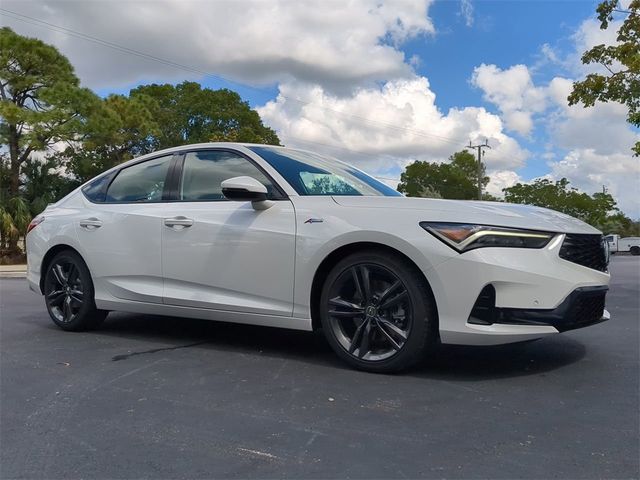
[39,244,84,293]
[309,241,439,332]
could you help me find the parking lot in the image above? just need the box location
[1,256,638,479]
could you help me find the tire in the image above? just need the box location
[43,250,108,331]
[630,246,640,256]
[319,250,436,373]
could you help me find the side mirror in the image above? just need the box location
[221,176,273,210]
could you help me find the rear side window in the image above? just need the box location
[179,150,280,201]
[81,171,116,203]
[106,155,173,203]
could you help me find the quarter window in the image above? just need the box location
[179,151,278,201]
[106,155,173,203]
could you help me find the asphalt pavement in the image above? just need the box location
[1,256,638,479]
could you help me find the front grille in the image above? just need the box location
[559,234,608,272]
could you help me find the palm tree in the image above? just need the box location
[0,196,31,257]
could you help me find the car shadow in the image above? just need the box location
[88,312,586,382]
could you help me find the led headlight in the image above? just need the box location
[420,222,555,253]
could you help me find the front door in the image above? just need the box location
[161,149,296,316]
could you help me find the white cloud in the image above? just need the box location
[485,170,521,197]
[258,77,528,174]
[548,149,640,218]
[471,64,547,135]
[472,17,639,217]
[3,0,434,92]
[459,0,474,27]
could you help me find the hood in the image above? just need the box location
[331,196,601,235]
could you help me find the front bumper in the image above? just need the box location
[425,234,611,345]
[474,285,609,333]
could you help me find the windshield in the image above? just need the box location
[249,146,401,197]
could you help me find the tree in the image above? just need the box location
[568,0,640,156]
[21,157,75,214]
[503,178,618,226]
[0,27,100,196]
[397,150,489,200]
[59,94,160,183]
[130,82,280,149]
[0,196,30,258]
[597,211,640,235]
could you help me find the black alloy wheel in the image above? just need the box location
[320,250,436,372]
[44,251,107,331]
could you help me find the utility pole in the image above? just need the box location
[466,140,491,200]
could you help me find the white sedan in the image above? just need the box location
[26,143,611,372]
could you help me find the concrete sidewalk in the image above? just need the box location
[0,264,27,278]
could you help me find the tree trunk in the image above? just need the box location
[8,124,20,198]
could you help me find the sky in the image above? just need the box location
[2,0,639,217]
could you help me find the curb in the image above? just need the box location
[0,265,27,279]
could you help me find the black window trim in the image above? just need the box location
[82,153,180,204]
[166,147,289,203]
[81,147,290,204]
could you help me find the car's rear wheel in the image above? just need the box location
[630,246,640,256]
[319,250,436,373]
[44,250,107,331]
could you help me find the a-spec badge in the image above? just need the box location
[304,218,324,224]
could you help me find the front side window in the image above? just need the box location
[106,155,173,202]
[249,146,401,197]
[179,150,279,201]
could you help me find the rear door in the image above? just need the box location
[77,154,176,304]
[161,149,296,316]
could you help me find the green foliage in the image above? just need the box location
[568,0,640,156]
[59,94,160,183]
[21,157,75,214]
[0,27,101,198]
[130,82,280,148]
[503,178,619,226]
[397,150,489,200]
[0,196,31,254]
[597,211,640,235]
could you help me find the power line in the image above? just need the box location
[0,7,466,147]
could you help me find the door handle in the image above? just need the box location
[164,216,194,229]
[79,218,102,230]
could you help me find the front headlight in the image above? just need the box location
[420,222,555,253]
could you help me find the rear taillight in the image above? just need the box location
[26,216,45,234]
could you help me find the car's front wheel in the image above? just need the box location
[319,250,436,373]
[44,250,107,331]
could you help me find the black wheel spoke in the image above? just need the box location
[63,296,73,321]
[329,309,362,318]
[358,320,373,358]
[66,264,78,285]
[378,280,402,304]
[375,321,402,350]
[329,297,363,312]
[48,290,65,305]
[377,317,408,342]
[52,264,67,286]
[359,266,372,303]
[69,294,84,305]
[348,319,367,354]
[349,267,364,303]
[379,290,408,310]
